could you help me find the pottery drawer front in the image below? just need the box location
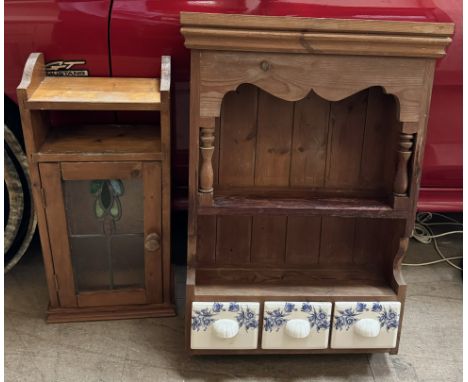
[331,301,401,349]
[190,302,260,349]
[262,301,332,349]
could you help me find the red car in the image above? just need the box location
[5,0,462,214]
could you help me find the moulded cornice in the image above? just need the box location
[180,12,454,59]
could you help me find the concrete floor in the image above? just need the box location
[5,227,462,382]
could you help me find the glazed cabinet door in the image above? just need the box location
[39,161,163,308]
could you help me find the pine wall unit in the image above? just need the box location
[181,13,453,354]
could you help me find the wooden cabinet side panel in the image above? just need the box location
[187,50,201,266]
[143,162,163,304]
[360,88,400,193]
[39,162,77,307]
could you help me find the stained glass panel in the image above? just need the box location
[63,178,144,292]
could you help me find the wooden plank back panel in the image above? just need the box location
[251,216,287,264]
[216,216,252,265]
[325,89,369,189]
[319,217,356,265]
[353,219,385,266]
[217,85,258,186]
[254,91,294,186]
[290,93,331,187]
[196,216,217,265]
[216,85,399,195]
[196,214,404,272]
[285,216,321,265]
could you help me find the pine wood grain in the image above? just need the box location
[198,51,429,122]
[36,124,162,162]
[325,90,368,188]
[195,216,216,265]
[319,217,356,266]
[360,87,400,192]
[196,265,386,285]
[285,216,321,265]
[194,282,397,300]
[61,161,142,180]
[254,91,294,186]
[216,216,252,265]
[143,162,163,304]
[251,216,287,264]
[290,93,330,187]
[27,77,162,111]
[77,289,147,307]
[17,54,59,306]
[39,163,77,307]
[199,195,404,219]
[47,303,176,323]
[181,12,454,36]
[218,85,258,186]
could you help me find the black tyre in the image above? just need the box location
[4,96,37,273]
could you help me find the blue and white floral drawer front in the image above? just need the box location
[331,301,401,349]
[191,302,260,349]
[262,301,332,349]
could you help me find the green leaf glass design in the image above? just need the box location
[90,180,124,221]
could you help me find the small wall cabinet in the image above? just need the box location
[181,13,453,354]
[17,53,175,322]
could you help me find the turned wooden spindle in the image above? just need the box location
[199,127,215,193]
[393,133,414,196]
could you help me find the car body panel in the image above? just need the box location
[4,0,462,211]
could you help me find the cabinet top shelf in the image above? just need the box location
[17,53,171,111]
[26,77,162,111]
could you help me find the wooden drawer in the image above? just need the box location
[190,302,260,349]
[262,301,332,349]
[331,301,401,349]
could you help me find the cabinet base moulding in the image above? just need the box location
[46,303,176,324]
[189,348,396,356]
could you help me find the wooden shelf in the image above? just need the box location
[190,265,398,301]
[26,77,162,111]
[198,195,407,218]
[35,124,162,162]
[193,282,397,301]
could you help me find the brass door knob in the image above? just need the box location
[145,232,160,251]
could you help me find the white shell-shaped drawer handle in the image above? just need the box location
[212,319,239,339]
[285,319,311,339]
[355,319,381,338]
